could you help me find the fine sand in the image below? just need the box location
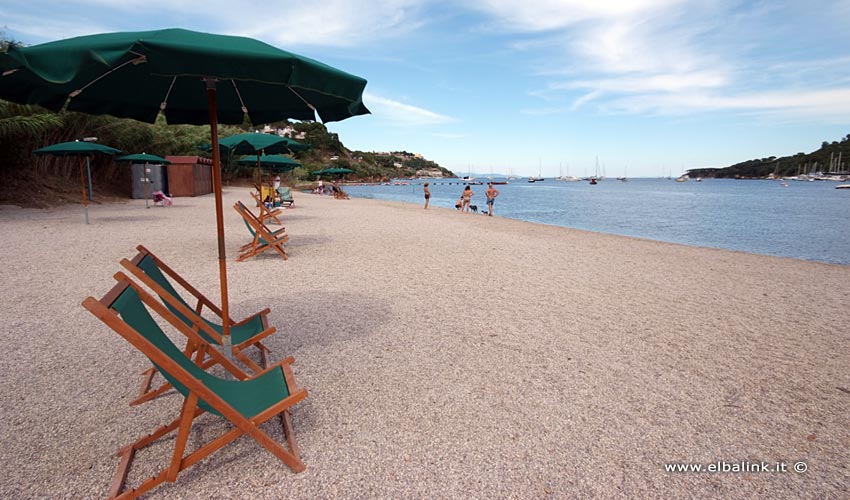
[0,189,848,499]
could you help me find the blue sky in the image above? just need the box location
[4,0,850,177]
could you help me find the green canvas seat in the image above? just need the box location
[121,245,277,405]
[276,186,294,207]
[83,273,306,500]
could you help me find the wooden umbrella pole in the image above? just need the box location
[206,79,231,355]
[79,157,89,224]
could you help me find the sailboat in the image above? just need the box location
[588,156,601,184]
[529,159,545,182]
[557,162,580,181]
[616,165,629,182]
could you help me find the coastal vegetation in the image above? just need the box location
[687,134,850,179]
[0,101,451,206]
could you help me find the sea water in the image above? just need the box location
[344,178,850,265]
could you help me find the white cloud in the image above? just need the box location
[606,88,850,122]
[470,0,685,32]
[5,0,428,48]
[364,92,453,126]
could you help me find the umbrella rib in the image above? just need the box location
[68,54,148,99]
[231,81,248,114]
[160,76,177,110]
[287,86,317,113]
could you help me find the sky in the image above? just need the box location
[4,0,850,177]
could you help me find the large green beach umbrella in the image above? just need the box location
[115,153,170,209]
[1,28,369,347]
[33,140,123,224]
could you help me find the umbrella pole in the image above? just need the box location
[86,157,94,201]
[206,79,232,360]
[143,162,150,209]
[79,158,89,224]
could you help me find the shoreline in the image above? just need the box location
[1,190,848,499]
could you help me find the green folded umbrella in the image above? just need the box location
[33,141,123,224]
[1,28,369,349]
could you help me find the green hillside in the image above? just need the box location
[0,101,453,206]
[688,134,850,178]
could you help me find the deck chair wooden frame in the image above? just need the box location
[83,273,307,500]
[121,245,276,405]
[250,190,283,225]
[234,201,289,262]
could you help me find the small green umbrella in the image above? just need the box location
[1,28,368,354]
[237,154,300,174]
[115,153,170,209]
[313,167,354,177]
[33,140,123,224]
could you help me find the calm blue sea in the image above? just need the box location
[344,178,850,265]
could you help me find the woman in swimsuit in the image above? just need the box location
[461,185,474,213]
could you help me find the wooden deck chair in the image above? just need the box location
[121,245,276,405]
[250,190,283,225]
[277,186,294,207]
[234,201,289,262]
[83,273,307,500]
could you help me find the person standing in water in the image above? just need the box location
[423,182,430,209]
[485,182,500,216]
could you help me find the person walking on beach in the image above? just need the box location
[461,185,474,213]
[423,182,430,209]
[485,182,500,216]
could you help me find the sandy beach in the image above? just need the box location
[0,188,847,499]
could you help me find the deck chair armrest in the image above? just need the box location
[255,356,295,378]
[233,308,271,327]
[234,326,276,351]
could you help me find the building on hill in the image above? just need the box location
[261,124,306,140]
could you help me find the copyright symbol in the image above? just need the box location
[794,462,807,473]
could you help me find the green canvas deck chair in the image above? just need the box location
[250,190,283,225]
[121,245,276,405]
[234,201,289,262]
[83,273,307,500]
[277,186,294,207]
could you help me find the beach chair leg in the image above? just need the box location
[280,410,300,459]
[137,367,157,397]
[108,407,205,499]
[234,348,263,374]
[130,382,174,406]
[108,446,135,499]
[167,393,199,482]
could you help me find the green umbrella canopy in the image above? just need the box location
[0,28,370,124]
[237,154,300,171]
[313,167,354,176]
[33,141,122,156]
[33,140,122,224]
[216,133,310,155]
[2,28,369,348]
[115,153,170,164]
